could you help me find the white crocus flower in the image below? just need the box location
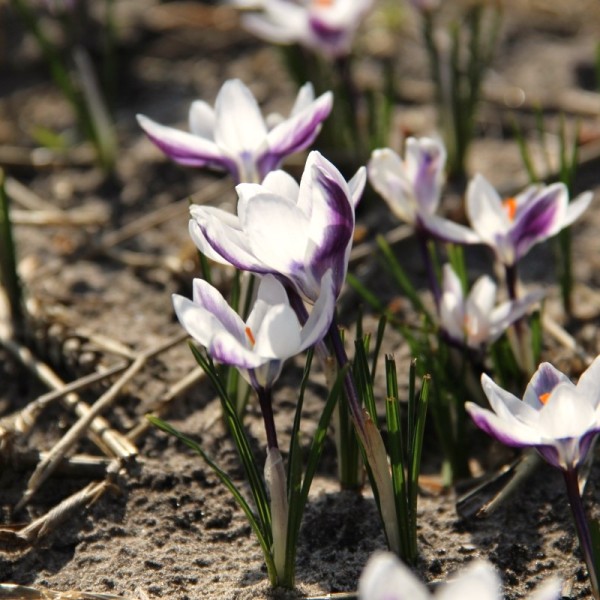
[359,552,561,600]
[137,79,332,183]
[189,150,366,303]
[439,264,543,350]
[466,358,600,472]
[466,174,593,267]
[369,138,479,244]
[240,0,375,59]
[172,272,335,388]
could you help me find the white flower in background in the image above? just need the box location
[240,0,375,59]
[439,264,543,350]
[466,358,600,472]
[172,272,335,388]
[137,79,332,183]
[189,150,366,303]
[466,174,593,267]
[359,551,561,600]
[368,138,479,244]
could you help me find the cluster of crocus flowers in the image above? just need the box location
[137,79,332,183]
[439,264,543,351]
[359,552,561,600]
[238,0,375,59]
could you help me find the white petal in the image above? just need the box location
[188,100,216,140]
[523,361,572,408]
[368,148,416,224]
[563,190,593,228]
[172,294,226,348]
[191,278,246,342]
[261,170,301,200]
[404,137,446,215]
[437,560,501,600]
[538,383,596,440]
[467,275,496,317]
[214,79,267,155]
[348,166,367,208]
[137,114,229,169]
[481,374,539,426]
[245,193,310,272]
[576,355,600,409]
[527,578,562,600]
[358,552,430,600]
[254,304,302,359]
[466,174,511,244]
[290,82,316,117]
[420,213,481,244]
[300,269,336,349]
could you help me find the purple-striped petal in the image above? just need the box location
[523,362,572,408]
[137,114,235,172]
[259,91,333,177]
[510,184,565,261]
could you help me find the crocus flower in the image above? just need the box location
[172,271,335,388]
[137,79,333,183]
[189,150,366,303]
[466,358,600,471]
[439,264,543,350]
[240,0,375,59]
[466,174,593,267]
[358,551,561,600]
[368,138,479,244]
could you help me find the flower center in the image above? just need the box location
[503,197,518,221]
[539,392,551,405]
[245,326,256,347]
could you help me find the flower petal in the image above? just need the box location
[465,401,540,448]
[137,114,234,171]
[368,148,415,224]
[253,304,302,359]
[260,90,333,176]
[209,329,267,369]
[523,361,572,408]
[563,190,593,228]
[348,165,367,208]
[481,373,539,425]
[404,137,445,215]
[191,278,246,343]
[188,100,216,139]
[299,269,336,349]
[214,79,268,155]
[575,355,600,409]
[510,183,565,261]
[466,174,511,242]
[261,170,301,201]
[419,213,480,244]
[358,552,430,600]
[437,560,500,600]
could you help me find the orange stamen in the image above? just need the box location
[503,197,518,221]
[314,0,334,6]
[539,392,551,405]
[245,326,256,346]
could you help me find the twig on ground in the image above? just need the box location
[127,363,205,442]
[16,331,188,510]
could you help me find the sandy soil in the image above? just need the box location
[2,1,600,598]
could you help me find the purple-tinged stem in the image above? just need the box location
[327,316,367,441]
[417,230,441,311]
[250,373,279,451]
[505,262,519,301]
[563,468,600,600]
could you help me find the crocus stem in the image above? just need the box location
[417,231,441,311]
[252,378,279,450]
[563,468,600,600]
[327,317,367,441]
[505,263,519,301]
